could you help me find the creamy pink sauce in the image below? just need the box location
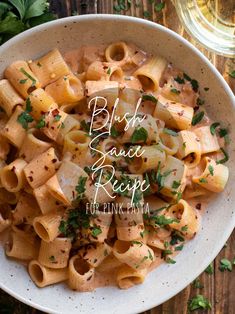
[0,43,221,291]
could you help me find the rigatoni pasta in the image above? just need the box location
[0,41,229,293]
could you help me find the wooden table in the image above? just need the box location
[0,1,234,313]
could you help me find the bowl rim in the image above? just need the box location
[0,14,234,314]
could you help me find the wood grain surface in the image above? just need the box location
[0,1,234,313]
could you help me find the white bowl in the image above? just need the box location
[0,15,234,314]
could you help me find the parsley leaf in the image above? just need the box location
[210,122,220,135]
[163,128,178,137]
[216,148,229,164]
[75,176,87,200]
[91,226,102,237]
[205,263,213,274]
[131,127,148,144]
[151,215,179,227]
[20,67,36,86]
[170,88,180,94]
[208,165,214,176]
[192,278,204,289]
[192,111,204,126]
[36,116,46,129]
[110,125,120,138]
[17,111,33,130]
[155,2,165,12]
[174,76,185,84]
[142,94,158,104]
[172,180,181,189]
[219,258,232,272]
[188,295,211,311]
[229,70,235,78]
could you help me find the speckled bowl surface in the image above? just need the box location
[0,15,234,314]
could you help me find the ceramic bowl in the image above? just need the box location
[0,15,234,314]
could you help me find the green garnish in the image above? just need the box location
[199,178,207,183]
[49,255,56,262]
[25,97,32,112]
[19,78,28,84]
[131,127,148,144]
[216,148,229,164]
[183,73,199,92]
[210,122,220,135]
[229,70,235,78]
[17,111,33,130]
[181,225,188,232]
[175,244,184,251]
[91,226,102,237]
[170,88,180,94]
[205,263,213,274]
[188,295,211,311]
[219,258,232,272]
[192,111,204,126]
[165,257,176,264]
[131,241,143,246]
[75,176,87,200]
[163,128,178,137]
[196,98,205,106]
[154,2,165,12]
[107,67,111,75]
[151,215,179,227]
[208,165,214,176]
[20,67,36,86]
[80,120,90,133]
[142,94,158,103]
[54,114,61,122]
[110,125,120,138]
[218,128,230,143]
[172,180,181,189]
[174,76,185,84]
[36,116,46,129]
[192,278,204,289]
[143,10,151,18]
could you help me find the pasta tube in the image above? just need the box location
[68,256,95,291]
[28,260,68,288]
[29,49,70,87]
[4,61,40,98]
[38,238,72,269]
[192,157,229,192]
[0,79,24,116]
[194,126,220,154]
[176,130,201,168]
[45,73,84,104]
[134,56,167,91]
[1,159,27,192]
[117,265,147,289]
[113,240,155,270]
[153,95,194,130]
[24,147,60,189]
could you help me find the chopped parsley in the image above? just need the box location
[75,176,87,200]
[20,67,36,87]
[175,244,184,251]
[172,181,181,189]
[110,125,120,138]
[196,98,205,106]
[131,127,148,144]
[17,97,33,129]
[199,178,207,183]
[150,215,179,227]
[142,94,158,104]
[165,257,176,264]
[107,67,111,75]
[19,78,28,84]
[170,88,180,94]
[17,111,33,130]
[216,148,229,164]
[49,255,56,262]
[174,76,185,84]
[155,2,165,12]
[183,73,199,92]
[229,70,235,78]
[91,226,102,237]
[219,258,232,272]
[205,263,213,274]
[54,114,61,122]
[143,10,151,18]
[163,128,178,137]
[210,122,220,135]
[181,225,188,232]
[36,116,46,129]
[170,231,184,245]
[192,111,204,126]
[208,165,214,176]
[188,295,211,311]
[219,128,230,144]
